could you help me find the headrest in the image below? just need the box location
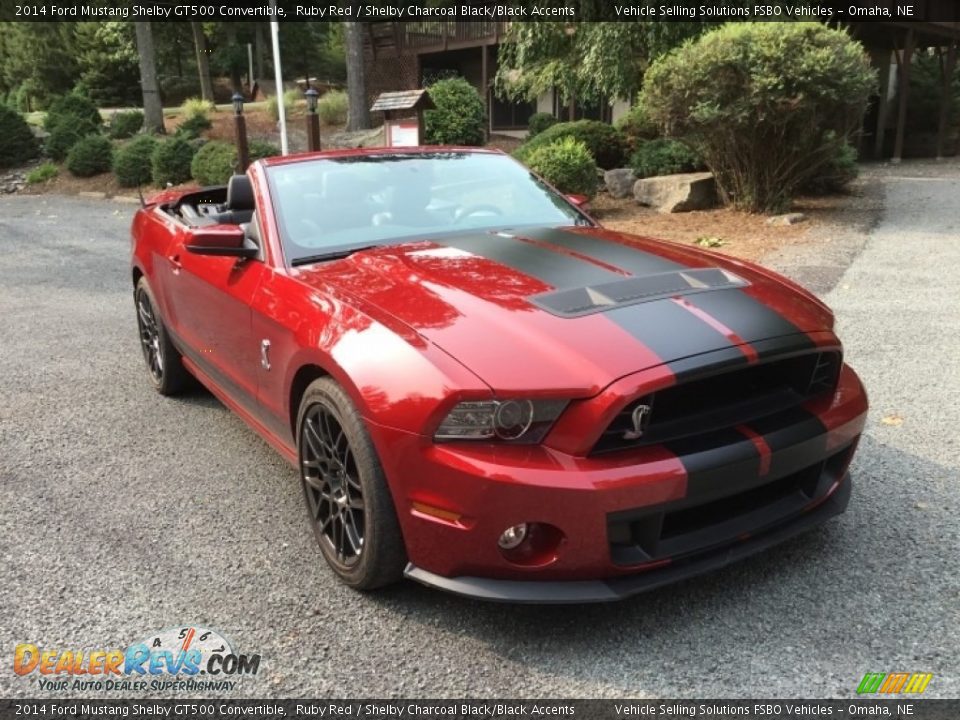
[226,174,254,211]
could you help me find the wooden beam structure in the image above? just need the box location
[892,28,916,164]
[936,41,958,160]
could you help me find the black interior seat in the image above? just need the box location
[213,174,255,225]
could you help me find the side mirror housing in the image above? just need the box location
[185,225,257,258]
[565,193,589,208]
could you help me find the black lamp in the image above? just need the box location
[305,87,319,114]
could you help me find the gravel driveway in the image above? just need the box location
[1,165,957,699]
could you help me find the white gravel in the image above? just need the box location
[0,170,957,698]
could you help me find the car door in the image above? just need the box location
[164,218,267,414]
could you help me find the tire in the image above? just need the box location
[296,377,407,590]
[134,277,191,396]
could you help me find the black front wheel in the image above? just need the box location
[297,377,406,589]
[134,278,190,396]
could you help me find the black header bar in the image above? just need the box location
[2,0,960,23]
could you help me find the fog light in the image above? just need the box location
[497,523,528,550]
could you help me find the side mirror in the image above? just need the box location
[565,194,589,208]
[185,225,257,258]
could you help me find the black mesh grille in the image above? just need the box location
[592,351,841,455]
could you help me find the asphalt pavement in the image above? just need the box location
[0,166,957,698]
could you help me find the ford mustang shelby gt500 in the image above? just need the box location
[131,148,867,602]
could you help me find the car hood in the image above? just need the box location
[295,225,835,395]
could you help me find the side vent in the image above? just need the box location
[807,352,841,397]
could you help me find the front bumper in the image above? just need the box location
[404,473,851,603]
[369,364,867,600]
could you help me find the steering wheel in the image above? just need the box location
[453,204,504,224]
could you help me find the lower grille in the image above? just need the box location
[607,443,853,566]
[592,350,841,455]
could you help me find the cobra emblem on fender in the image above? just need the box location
[623,403,653,441]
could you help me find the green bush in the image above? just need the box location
[65,134,113,177]
[801,138,859,195]
[151,136,196,187]
[249,139,280,160]
[0,105,39,168]
[175,113,212,140]
[190,141,235,186]
[113,134,158,187]
[317,89,348,125]
[44,93,102,134]
[525,137,598,198]
[109,110,144,139]
[630,139,704,178]
[615,103,659,148]
[266,92,294,122]
[894,52,960,134]
[643,22,876,212]
[527,112,558,138]
[424,77,486,146]
[26,162,58,184]
[46,122,100,162]
[514,120,627,170]
[181,97,215,119]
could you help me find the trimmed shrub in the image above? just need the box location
[525,137,599,198]
[424,77,486,146]
[317,89,348,125]
[630,139,704,178]
[0,105,39,168]
[190,141,236,186]
[801,137,859,195]
[249,139,280,160]
[113,135,159,187]
[527,112,558,138]
[65,134,113,177]
[26,162,58,184]
[46,122,99,162]
[643,22,875,212]
[615,103,659,148]
[44,93,102,134]
[181,97,215,119]
[175,113,212,140]
[514,120,627,170]
[151,136,196,187]
[109,110,144,139]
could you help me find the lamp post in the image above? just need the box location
[232,91,250,173]
[305,86,321,152]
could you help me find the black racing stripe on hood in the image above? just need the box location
[604,298,751,366]
[520,227,682,276]
[437,232,621,290]
[683,288,814,351]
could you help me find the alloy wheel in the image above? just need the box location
[136,290,164,383]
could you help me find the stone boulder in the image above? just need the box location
[604,168,637,199]
[633,172,717,213]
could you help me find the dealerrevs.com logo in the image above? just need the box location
[14,626,260,692]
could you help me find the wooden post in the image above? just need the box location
[936,42,958,160]
[873,50,892,159]
[234,114,250,172]
[892,28,915,164]
[306,113,320,152]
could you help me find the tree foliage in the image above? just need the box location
[643,22,874,212]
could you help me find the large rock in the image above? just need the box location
[633,172,717,213]
[604,168,637,199]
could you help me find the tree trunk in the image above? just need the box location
[344,22,371,131]
[226,24,242,93]
[191,22,215,102]
[254,23,266,81]
[134,22,165,134]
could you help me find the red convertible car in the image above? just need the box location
[131,148,867,602]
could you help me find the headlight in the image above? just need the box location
[434,399,568,443]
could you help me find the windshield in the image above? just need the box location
[264,152,591,265]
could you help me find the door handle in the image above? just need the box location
[168,254,182,273]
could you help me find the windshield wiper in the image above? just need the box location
[291,245,380,267]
